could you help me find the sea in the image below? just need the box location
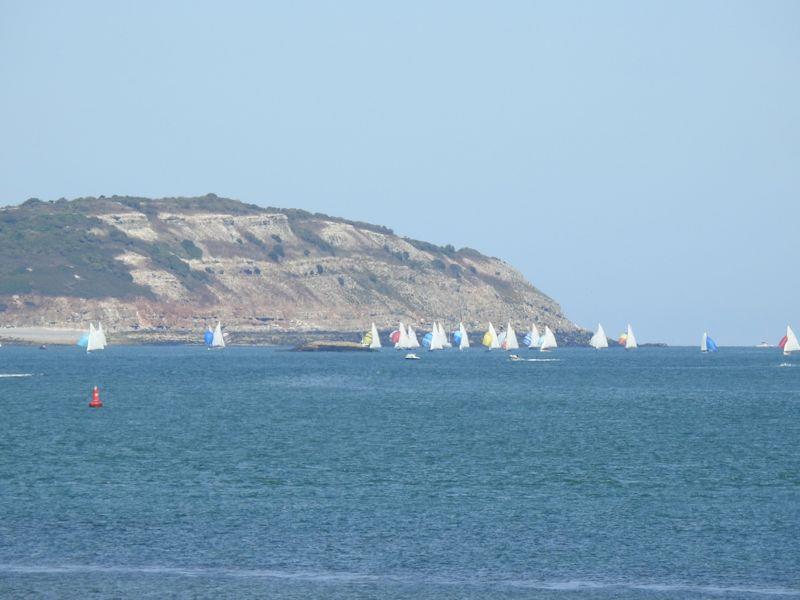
[0,345,798,599]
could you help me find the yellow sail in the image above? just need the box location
[482,331,493,347]
[361,331,373,346]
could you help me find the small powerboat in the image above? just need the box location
[404,353,420,360]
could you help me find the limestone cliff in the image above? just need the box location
[0,195,587,343]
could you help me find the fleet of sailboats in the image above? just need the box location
[69,317,800,358]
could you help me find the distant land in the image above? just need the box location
[0,195,590,345]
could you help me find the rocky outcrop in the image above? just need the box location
[0,195,588,343]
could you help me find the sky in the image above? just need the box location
[1,1,798,345]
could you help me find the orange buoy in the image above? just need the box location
[89,386,103,408]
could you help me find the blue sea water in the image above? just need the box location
[0,345,798,599]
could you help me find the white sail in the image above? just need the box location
[590,323,608,349]
[625,324,638,349]
[540,326,557,351]
[396,323,410,349]
[701,332,708,352]
[439,322,451,348]
[504,323,519,350]
[369,323,382,349]
[407,326,420,348]
[97,322,108,347]
[429,322,443,350]
[784,325,800,354]
[488,323,500,349]
[458,322,470,349]
[212,321,226,348]
[527,324,541,348]
[86,323,104,353]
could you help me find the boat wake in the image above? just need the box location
[526,358,560,362]
[0,564,797,596]
[0,373,33,378]
[778,363,795,368]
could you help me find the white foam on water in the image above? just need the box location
[526,358,560,362]
[1,565,798,596]
[0,373,33,378]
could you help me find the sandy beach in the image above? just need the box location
[0,327,84,345]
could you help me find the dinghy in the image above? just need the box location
[523,324,540,348]
[619,324,637,349]
[86,323,105,353]
[393,323,411,349]
[589,324,608,349]
[701,332,718,353]
[429,322,444,351]
[458,322,470,350]
[407,326,420,348]
[779,325,800,355]
[502,323,519,350]
[540,326,557,352]
[210,321,226,348]
[481,323,501,349]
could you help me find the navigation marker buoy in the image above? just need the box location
[89,386,103,408]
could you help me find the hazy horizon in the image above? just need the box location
[1,1,798,345]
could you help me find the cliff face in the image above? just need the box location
[0,195,587,342]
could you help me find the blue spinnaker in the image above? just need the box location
[422,332,433,348]
[453,331,463,346]
[707,336,718,352]
[204,330,214,346]
[76,333,89,347]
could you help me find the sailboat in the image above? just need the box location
[701,332,718,353]
[523,324,540,348]
[97,322,108,347]
[407,326,420,348]
[779,325,800,355]
[502,323,519,350]
[458,322,470,350]
[394,323,411,349]
[210,321,226,348]
[589,324,608,349]
[482,323,500,349]
[540,326,557,351]
[86,323,105,353]
[619,324,637,349]
[438,322,451,348]
[429,322,444,351]
[370,323,381,349]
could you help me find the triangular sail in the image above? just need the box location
[540,326,557,351]
[458,322,470,349]
[590,324,608,349]
[487,323,500,349]
[503,323,519,350]
[369,323,382,349]
[86,323,103,353]
[701,332,708,352]
[706,335,718,352]
[396,323,410,349]
[212,322,226,348]
[407,326,420,348]
[524,324,540,348]
[625,324,638,349]
[784,325,800,354]
[97,322,107,347]
[429,322,443,351]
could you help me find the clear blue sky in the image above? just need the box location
[1,1,798,345]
